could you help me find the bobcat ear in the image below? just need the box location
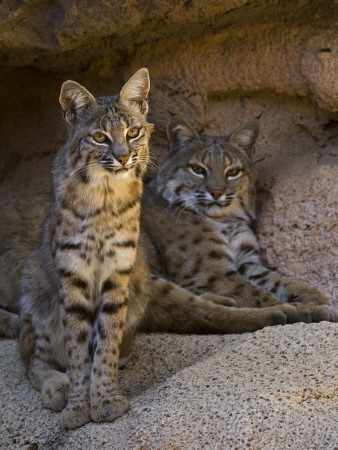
[59,81,96,125]
[167,116,200,153]
[229,120,259,154]
[119,68,150,116]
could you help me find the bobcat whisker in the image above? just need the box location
[160,199,186,222]
[137,155,160,172]
[162,196,198,224]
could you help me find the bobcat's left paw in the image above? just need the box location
[91,395,129,423]
[312,305,337,323]
[61,401,91,430]
[293,303,337,323]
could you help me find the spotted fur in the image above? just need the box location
[18,68,152,429]
[0,114,336,428]
[139,117,336,332]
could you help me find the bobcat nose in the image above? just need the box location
[113,144,130,166]
[116,155,129,166]
[210,189,224,200]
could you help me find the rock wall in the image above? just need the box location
[0,0,337,307]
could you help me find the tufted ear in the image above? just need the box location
[229,120,259,154]
[59,81,96,126]
[119,68,150,116]
[166,116,200,153]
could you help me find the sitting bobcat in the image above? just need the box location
[0,93,336,429]
[15,68,154,430]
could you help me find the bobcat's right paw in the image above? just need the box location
[266,303,298,325]
[42,373,69,412]
[61,401,91,430]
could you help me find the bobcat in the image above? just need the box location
[139,117,336,331]
[0,102,336,429]
[16,68,153,430]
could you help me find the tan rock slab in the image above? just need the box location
[1,323,337,449]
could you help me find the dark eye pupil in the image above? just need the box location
[192,165,204,174]
[128,128,139,138]
[93,133,106,142]
[228,169,239,176]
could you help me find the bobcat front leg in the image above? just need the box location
[90,274,129,424]
[140,275,299,333]
[190,270,283,308]
[60,282,92,430]
[237,261,337,322]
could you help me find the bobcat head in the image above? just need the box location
[152,117,259,221]
[59,68,153,182]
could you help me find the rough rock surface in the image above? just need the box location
[1,323,337,449]
[0,2,337,448]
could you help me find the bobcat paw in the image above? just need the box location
[288,284,329,305]
[61,401,91,430]
[42,373,69,412]
[269,304,297,325]
[293,303,337,323]
[91,395,129,423]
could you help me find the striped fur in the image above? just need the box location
[139,117,336,332]
[18,68,152,429]
[0,115,336,429]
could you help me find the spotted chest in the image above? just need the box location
[160,215,259,285]
[53,200,140,299]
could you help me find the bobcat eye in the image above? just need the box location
[226,168,242,179]
[190,164,207,177]
[127,128,140,139]
[93,132,108,143]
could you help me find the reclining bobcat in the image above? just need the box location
[0,73,335,429]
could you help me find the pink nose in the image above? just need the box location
[210,189,224,200]
[117,155,129,166]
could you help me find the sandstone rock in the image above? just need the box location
[0,2,337,446]
[1,323,337,448]
[301,32,338,111]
